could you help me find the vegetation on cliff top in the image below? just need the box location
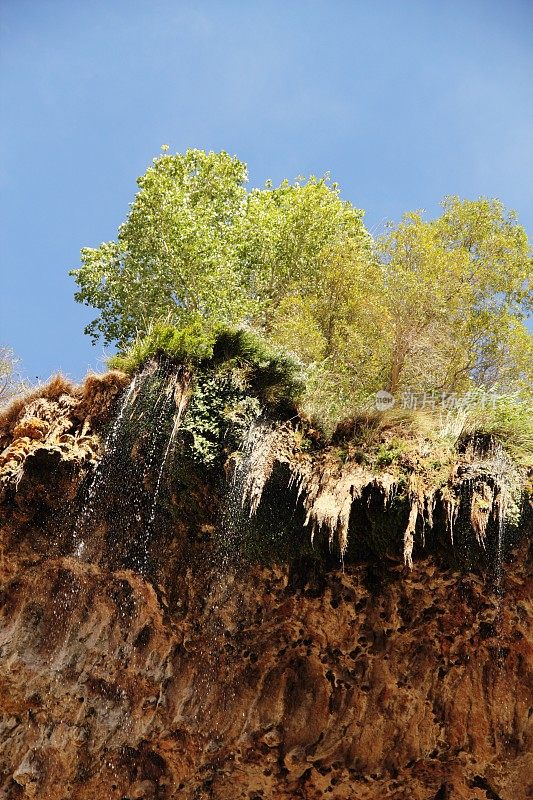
[69,147,532,470]
[1,145,530,572]
[0,348,27,408]
[71,149,532,414]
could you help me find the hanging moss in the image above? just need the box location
[227,464,327,566]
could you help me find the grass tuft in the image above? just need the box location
[0,374,75,448]
[107,319,216,373]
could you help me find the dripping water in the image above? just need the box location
[48,361,188,669]
[51,366,151,669]
[221,420,266,564]
[488,440,516,741]
[193,416,268,724]
[26,356,195,757]
[491,441,511,602]
[69,360,190,569]
[72,374,139,558]
[136,369,191,571]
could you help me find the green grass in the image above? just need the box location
[107,319,216,372]
[375,441,406,467]
[457,392,533,466]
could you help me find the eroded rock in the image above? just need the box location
[0,373,530,799]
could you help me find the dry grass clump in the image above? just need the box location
[325,392,532,472]
[457,399,533,467]
[76,370,130,423]
[0,371,130,451]
[0,375,75,448]
[331,409,434,447]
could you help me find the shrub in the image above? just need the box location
[110,324,305,410]
[107,318,218,373]
[211,328,305,408]
[180,369,259,467]
[375,441,405,467]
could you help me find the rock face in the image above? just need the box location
[0,375,531,800]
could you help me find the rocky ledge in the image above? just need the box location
[0,373,531,800]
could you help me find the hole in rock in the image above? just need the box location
[470,775,503,800]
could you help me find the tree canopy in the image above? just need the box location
[71,148,532,414]
[73,148,250,347]
[377,197,532,396]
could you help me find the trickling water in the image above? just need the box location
[491,442,511,601]
[49,361,191,675]
[72,374,139,558]
[219,417,269,570]
[193,416,267,722]
[488,441,517,745]
[70,360,190,570]
[136,363,174,477]
[139,369,191,570]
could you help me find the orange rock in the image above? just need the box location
[12,416,49,441]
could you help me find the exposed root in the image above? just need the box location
[470,483,494,546]
[304,468,365,554]
[403,475,425,568]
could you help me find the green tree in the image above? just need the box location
[376,197,532,395]
[238,176,384,411]
[71,148,251,348]
[269,238,386,393]
[238,176,372,329]
[71,148,531,413]
[71,156,379,385]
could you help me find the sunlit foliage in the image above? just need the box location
[72,148,532,423]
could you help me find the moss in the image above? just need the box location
[366,505,408,558]
[106,324,306,473]
[374,441,405,467]
[238,517,321,565]
[231,471,324,566]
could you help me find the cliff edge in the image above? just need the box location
[0,369,531,800]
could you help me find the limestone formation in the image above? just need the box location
[0,373,531,800]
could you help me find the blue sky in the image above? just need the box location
[1,0,532,381]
